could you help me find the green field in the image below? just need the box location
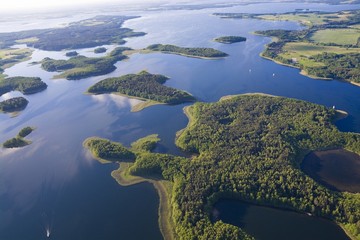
[278,42,360,68]
[259,12,351,27]
[311,28,360,45]
[0,48,33,79]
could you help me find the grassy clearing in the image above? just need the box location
[0,48,31,58]
[351,24,360,29]
[259,12,351,27]
[15,37,39,43]
[311,29,360,45]
[131,100,163,112]
[0,48,33,79]
[278,42,360,69]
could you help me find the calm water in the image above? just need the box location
[1,2,360,239]
[302,149,360,193]
[213,200,350,240]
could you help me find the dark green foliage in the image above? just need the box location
[65,51,78,57]
[146,44,228,58]
[131,134,160,152]
[83,96,360,239]
[94,47,107,53]
[171,95,360,239]
[0,16,145,51]
[256,29,307,42]
[129,152,186,181]
[3,137,29,148]
[41,47,131,80]
[2,126,35,148]
[0,97,28,112]
[306,52,360,83]
[88,71,195,104]
[18,127,34,138]
[85,138,136,162]
[0,77,47,96]
[214,36,247,44]
[213,13,257,19]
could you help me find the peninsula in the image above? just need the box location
[87,71,195,111]
[145,44,228,59]
[84,95,360,240]
[215,10,360,85]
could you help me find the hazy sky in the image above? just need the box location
[2,0,167,12]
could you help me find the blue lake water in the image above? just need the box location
[0,2,359,239]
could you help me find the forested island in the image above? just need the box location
[3,126,34,148]
[87,71,195,111]
[215,10,360,85]
[214,36,247,44]
[65,51,78,57]
[41,47,131,80]
[94,47,107,54]
[145,44,228,59]
[0,97,28,113]
[0,77,47,96]
[84,95,360,240]
[0,15,145,51]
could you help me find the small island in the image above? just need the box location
[214,36,247,44]
[65,51,78,57]
[0,97,28,113]
[41,47,131,80]
[94,47,107,54]
[145,44,228,59]
[0,76,47,96]
[3,126,35,148]
[87,71,195,111]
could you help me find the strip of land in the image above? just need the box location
[144,44,228,59]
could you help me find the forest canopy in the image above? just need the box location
[87,71,195,105]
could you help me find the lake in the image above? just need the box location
[302,149,360,193]
[213,200,350,240]
[1,2,360,239]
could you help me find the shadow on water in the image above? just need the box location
[302,149,360,193]
[213,200,350,240]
